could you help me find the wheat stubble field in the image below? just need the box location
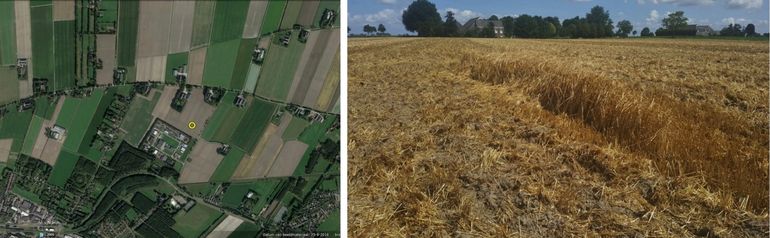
[348,38,769,237]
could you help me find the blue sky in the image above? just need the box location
[349,0,769,34]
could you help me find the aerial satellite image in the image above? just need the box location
[0,0,340,237]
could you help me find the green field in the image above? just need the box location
[33,96,57,120]
[31,5,54,80]
[222,179,281,210]
[318,210,340,233]
[183,183,216,197]
[202,39,240,88]
[12,186,41,204]
[279,1,302,30]
[292,116,337,176]
[21,115,43,156]
[0,1,16,65]
[116,1,138,66]
[209,147,246,182]
[171,204,224,238]
[228,222,259,238]
[0,109,33,152]
[190,1,216,48]
[282,116,309,140]
[229,38,258,90]
[261,0,287,35]
[209,0,250,44]
[121,91,161,146]
[255,31,306,100]
[231,99,277,153]
[202,92,247,142]
[53,21,76,91]
[55,89,106,155]
[48,150,79,187]
[0,68,19,105]
[165,52,189,84]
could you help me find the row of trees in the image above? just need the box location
[362,24,388,36]
[399,0,765,38]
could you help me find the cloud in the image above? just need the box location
[638,0,715,5]
[349,8,402,32]
[726,0,762,9]
[646,10,660,25]
[443,8,483,23]
[721,17,748,25]
[377,0,398,4]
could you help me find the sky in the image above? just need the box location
[349,0,770,35]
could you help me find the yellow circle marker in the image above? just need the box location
[188,121,196,129]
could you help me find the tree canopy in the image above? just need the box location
[402,0,442,36]
[616,20,633,37]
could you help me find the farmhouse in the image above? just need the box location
[695,25,715,36]
[462,17,504,37]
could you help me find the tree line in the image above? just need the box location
[397,0,766,38]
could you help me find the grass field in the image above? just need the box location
[231,98,277,153]
[116,1,138,66]
[0,68,19,105]
[202,92,247,142]
[255,32,306,100]
[53,20,76,91]
[281,116,308,140]
[228,222,259,238]
[21,115,43,156]
[164,52,188,84]
[190,1,216,48]
[0,109,33,152]
[279,1,302,30]
[30,5,54,80]
[209,147,246,182]
[0,1,16,65]
[261,0,286,35]
[121,90,161,146]
[201,39,240,88]
[318,210,339,233]
[33,96,57,120]
[348,38,769,236]
[229,38,258,90]
[171,204,224,238]
[55,89,106,155]
[209,0,249,44]
[47,150,78,187]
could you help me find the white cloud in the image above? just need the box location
[349,8,401,32]
[727,0,762,9]
[638,0,715,5]
[646,10,660,25]
[721,17,748,25]
[377,0,398,4]
[443,8,483,23]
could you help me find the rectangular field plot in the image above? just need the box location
[53,20,76,91]
[48,150,78,187]
[242,1,268,39]
[171,204,223,238]
[209,0,249,44]
[201,39,239,88]
[0,1,17,65]
[229,38,257,90]
[121,90,161,146]
[189,1,216,48]
[164,52,188,84]
[279,1,302,30]
[0,68,19,105]
[30,5,54,80]
[231,99,277,153]
[261,0,287,35]
[116,0,138,66]
[209,147,246,182]
[55,89,106,155]
[202,92,247,142]
[255,31,307,100]
[0,109,33,153]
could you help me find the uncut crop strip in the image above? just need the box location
[460,53,769,211]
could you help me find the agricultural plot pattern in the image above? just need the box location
[0,0,340,237]
[349,38,769,237]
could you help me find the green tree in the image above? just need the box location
[481,22,496,38]
[745,23,756,36]
[662,11,688,32]
[544,16,561,37]
[488,15,499,21]
[501,16,515,37]
[585,5,613,37]
[377,24,387,34]
[443,11,459,36]
[640,27,652,37]
[616,20,633,37]
[363,24,373,35]
[402,0,442,36]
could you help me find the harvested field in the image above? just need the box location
[52,0,74,21]
[0,139,13,163]
[178,140,223,184]
[300,29,339,108]
[167,0,195,54]
[242,0,268,39]
[187,46,207,86]
[189,1,216,48]
[296,1,321,26]
[206,215,243,238]
[349,38,769,237]
[134,55,166,82]
[317,49,340,112]
[95,34,116,85]
[232,114,290,179]
[266,140,307,177]
[135,1,172,58]
[14,1,32,98]
[279,1,302,30]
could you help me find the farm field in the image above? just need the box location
[171,204,223,238]
[0,1,17,65]
[116,0,138,67]
[348,38,769,237]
